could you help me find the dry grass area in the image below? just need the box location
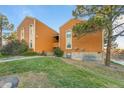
[18,72,54,88]
[62,58,124,81]
[0,72,54,88]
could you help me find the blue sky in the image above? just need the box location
[0,5,124,49]
[0,5,75,32]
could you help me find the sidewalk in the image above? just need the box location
[0,56,42,63]
[111,59,124,66]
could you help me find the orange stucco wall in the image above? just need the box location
[60,19,103,53]
[17,17,34,45]
[17,17,58,53]
[17,17,103,54]
[35,19,58,52]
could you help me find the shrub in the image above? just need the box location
[53,47,64,57]
[19,40,29,53]
[0,40,28,55]
[21,49,38,56]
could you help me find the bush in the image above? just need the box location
[0,40,28,55]
[21,49,38,56]
[53,47,64,57]
[19,40,29,53]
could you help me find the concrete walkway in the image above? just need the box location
[111,59,124,66]
[0,56,42,63]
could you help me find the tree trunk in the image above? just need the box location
[105,30,112,66]
[0,26,2,48]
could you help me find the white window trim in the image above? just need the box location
[21,27,24,40]
[29,40,32,48]
[28,19,36,51]
[29,23,35,49]
[66,29,72,49]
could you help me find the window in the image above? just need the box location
[29,24,34,35]
[29,40,32,48]
[66,31,72,49]
[21,28,24,40]
[29,24,34,49]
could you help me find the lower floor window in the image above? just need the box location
[66,31,72,49]
[29,40,32,48]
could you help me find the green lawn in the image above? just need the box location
[0,57,124,88]
[0,54,10,58]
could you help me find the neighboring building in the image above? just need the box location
[59,19,104,61]
[17,16,59,54]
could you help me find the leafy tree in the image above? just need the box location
[104,31,118,49]
[0,40,28,55]
[72,5,124,66]
[0,13,14,47]
[3,31,17,41]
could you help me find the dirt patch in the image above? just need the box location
[18,72,54,88]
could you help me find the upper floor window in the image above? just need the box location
[66,31,72,49]
[29,24,34,35]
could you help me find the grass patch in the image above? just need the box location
[18,72,54,88]
[0,54,11,59]
[0,57,124,88]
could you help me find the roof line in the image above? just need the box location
[59,18,84,29]
[16,16,58,34]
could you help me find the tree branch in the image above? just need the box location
[112,6,124,23]
[112,22,124,30]
[112,30,124,38]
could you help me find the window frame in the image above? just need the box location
[66,30,72,49]
[29,40,32,48]
[21,27,24,40]
[29,24,34,49]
